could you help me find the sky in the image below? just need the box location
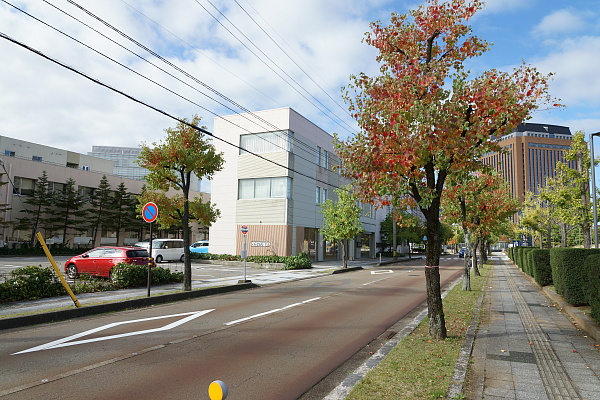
[0,0,599,155]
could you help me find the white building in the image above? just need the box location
[209,107,382,261]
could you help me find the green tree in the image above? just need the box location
[47,178,87,247]
[110,182,137,246]
[380,209,425,254]
[17,171,50,245]
[138,115,224,291]
[336,0,554,339]
[540,131,592,248]
[88,175,113,247]
[319,186,363,268]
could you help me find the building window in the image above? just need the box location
[238,177,291,199]
[316,186,327,204]
[32,156,42,162]
[240,131,292,154]
[4,150,15,157]
[13,177,35,196]
[316,146,329,169]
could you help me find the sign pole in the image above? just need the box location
[239,225,251,284]
[142,202,159,297]
[243,234,247,282]
[147,221,153,297]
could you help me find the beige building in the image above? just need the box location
[209,107,382,261]
[0,135,207,247]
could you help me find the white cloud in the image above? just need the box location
[532,9,587,37]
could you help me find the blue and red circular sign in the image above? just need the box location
[142,202,158,223]
[240,225,248,235]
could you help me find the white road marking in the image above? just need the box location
[13,310,214,355]
[370,270,394,275]
[363,277,393,286]
[224,297,321,326]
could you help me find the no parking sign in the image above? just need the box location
[142,202,158,223]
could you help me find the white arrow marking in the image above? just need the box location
[13,310,214,355]
[371,270,394,275]
[225,297,320,326]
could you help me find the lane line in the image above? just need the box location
[224,297,321,326]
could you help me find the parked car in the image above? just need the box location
[134,238,185,263]
[458,247,466,258]
[64,246,154,279]
[190,240,209,254]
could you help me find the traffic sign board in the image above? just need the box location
[142,202,158,223]
[240,225,248,235]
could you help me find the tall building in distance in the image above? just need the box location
[482,123,574,202]
[89,145,202,191]
[88,146,148,181]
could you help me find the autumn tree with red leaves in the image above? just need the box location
[337,0,556,339]
[442,171,519,290]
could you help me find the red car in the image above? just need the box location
[64,246,154,279]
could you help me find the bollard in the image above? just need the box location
[208,380,228,400]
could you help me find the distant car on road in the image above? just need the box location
[458,247,466,258]
[64,246,153,279]
[134,239,185,263]
[190,240,209,254]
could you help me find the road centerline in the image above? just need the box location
[224,297,321,326]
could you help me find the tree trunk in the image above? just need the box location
[341,239,347,268]
[461,228,471,291]
[546,220,552,249]
[472,237,480,276]
[561,223,567,247]
[423,205,447,340]
[182,198,192,291]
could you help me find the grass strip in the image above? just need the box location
[346,264,488,400]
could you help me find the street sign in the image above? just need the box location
[142,202,158,223]
[240,225,248,235]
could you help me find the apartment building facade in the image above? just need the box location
[0,136,207,247]
[209,107,381,261]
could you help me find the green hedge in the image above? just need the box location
[530,249,552,286]
[0,264,184,303]
[191,252,312,270]
[583,254,600,323]
[521,247,536,275]
[550,248,600,306]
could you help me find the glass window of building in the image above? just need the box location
[240,131,292,154]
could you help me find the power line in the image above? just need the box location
[232,0,353,122]
[115,0,336,164]
[0,31,346,192]
[194,0,356,136]
[9,0,340,170]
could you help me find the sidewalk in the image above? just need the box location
[466,254,600,400]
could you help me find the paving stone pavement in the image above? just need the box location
[466,255,600,400]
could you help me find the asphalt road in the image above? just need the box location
[0,257,463,400]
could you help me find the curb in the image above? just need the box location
[0,283,257,331]
[446,271,489,399]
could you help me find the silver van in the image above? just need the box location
[135,239,184,263]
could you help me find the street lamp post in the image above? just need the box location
[589,132,600,248]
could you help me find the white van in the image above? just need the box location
[135,239,185,263]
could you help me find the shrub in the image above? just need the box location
[522,247,535,275]
[0,266,66,302]
[531,249,552,286]
[283,252,312,270]
[110,263,183,288]
[550,248,600,306]
[584,254,600,323]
